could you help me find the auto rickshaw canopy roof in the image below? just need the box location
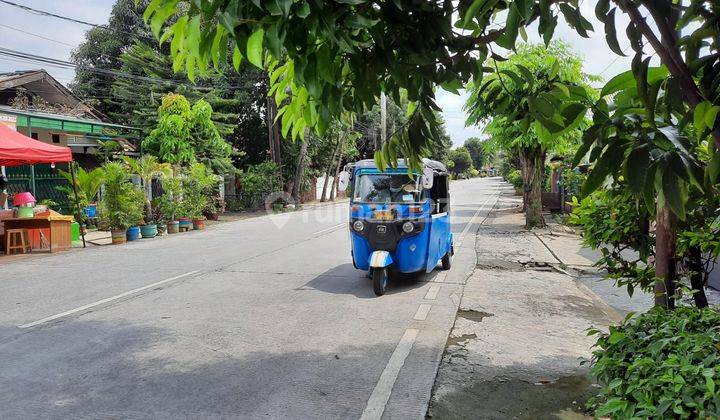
[353,158,448,174]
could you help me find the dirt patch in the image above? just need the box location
[457,309,494,322]
[446,333,477,347]
[428,373,596,420]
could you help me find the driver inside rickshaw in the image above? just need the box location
[355,174,421,203]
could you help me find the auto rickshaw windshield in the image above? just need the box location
[352,173,423,203]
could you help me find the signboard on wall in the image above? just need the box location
[0,113,17,131]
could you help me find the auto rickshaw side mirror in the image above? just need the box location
[422,167,434,189]
[337,171,350,192]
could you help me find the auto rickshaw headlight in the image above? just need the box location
[352,220,365,232]
[402,221,415,233]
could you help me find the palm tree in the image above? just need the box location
[58,166,105,212]
[123,155,172,221]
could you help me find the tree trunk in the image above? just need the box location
[687,246,709,308]
[145,181,152,221]
[654,204,677,309]
[291,133,308,202]
[330,135,346,201]
[321,139,341,202]
[519,147,545,229]
[266,97,283,168]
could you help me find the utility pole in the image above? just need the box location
[380,92,387,149]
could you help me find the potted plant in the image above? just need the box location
[123,156,172,239]
[99,162,144,244]
[182,163,221,231]
[156,176,183,234]
[57,165,104,229]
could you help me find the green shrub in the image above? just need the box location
[99,162,144,230]
[568,188,654,296]
[182,163,221,218]
[155,177,183,222]
[560,167,586,198]
[505,169,523,189]
[238,161,281,209]
[588,306,720,418]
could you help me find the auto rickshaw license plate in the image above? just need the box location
[374,210,395,221]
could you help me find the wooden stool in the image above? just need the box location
[5,229,31,255]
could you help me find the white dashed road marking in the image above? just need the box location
[360,329,419,420]
[424,285,441,300]
[413,304,432,321]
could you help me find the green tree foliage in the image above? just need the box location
[569,186,655,297]
[448,147,473,175]
[70,0,151,115]
[465,42,593,227]
[143,93,233,174]
[109,41,267,143]
[464,137,485,170]
[143,0,476,171]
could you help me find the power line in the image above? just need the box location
[0,0,155,41]
[0,0,108,28]
[0,47,224,92]
[0,23,77,48]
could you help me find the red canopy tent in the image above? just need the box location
[0,123,85,246]
[0,123,72,166]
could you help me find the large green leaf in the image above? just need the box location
[582,140,626,196]
[625,145,650,193]
[604,8,625,56]
[661,169,687,220]
[247,27,265,68]
[601,66,669,97]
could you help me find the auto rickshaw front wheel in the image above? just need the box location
[372,267,389,296]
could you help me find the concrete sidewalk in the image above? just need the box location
[428,189,623,419]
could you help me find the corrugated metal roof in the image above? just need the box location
[0,105,136,130]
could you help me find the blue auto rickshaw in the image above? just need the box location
[337,159,453,296]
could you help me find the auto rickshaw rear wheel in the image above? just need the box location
[372,267,388,296]
[441,248,453,270]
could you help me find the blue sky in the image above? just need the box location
[0,1,635,147]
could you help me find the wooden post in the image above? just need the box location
[69,162,86,248]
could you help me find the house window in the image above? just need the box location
[31,132,38,140]
[52,134,60,143]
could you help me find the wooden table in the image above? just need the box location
[3,216,72,253]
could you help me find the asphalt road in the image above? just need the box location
[0,177,501,419]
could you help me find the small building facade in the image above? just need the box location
[0,70,138,209]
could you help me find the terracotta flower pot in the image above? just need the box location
[192,218,206,230]
[111,229,126,245]
[166,221,180,234]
